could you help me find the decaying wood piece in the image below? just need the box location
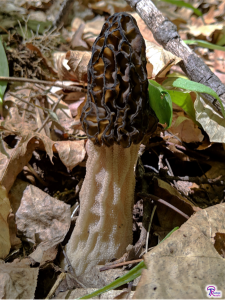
[126,0,225,116]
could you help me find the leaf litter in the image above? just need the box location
[0,0,225,299]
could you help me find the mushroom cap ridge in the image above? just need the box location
[81,12,158,148]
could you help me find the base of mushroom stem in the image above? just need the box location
[66,140,141,276]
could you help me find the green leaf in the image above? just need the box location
[0,38,9,96]
[78,227,179,299]
[172,78,225,118]
[159,0,202,16]
[166,90,196,121]
[184,39,225,51]
[148,80,173,129]
[46,109,59,122]
[0,38,9,116]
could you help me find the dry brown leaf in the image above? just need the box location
[83,16,105,47]
[88,0,132,14]
[56,53,80,82]
[214,49,225,74]
[194,95,225,143]
[0,185,11,259]
[0,258,39,299]
[214,1,225,18]
[1,110,85,174]
[16,185,71,263]
[130,13,158,44]
[183,24,223,40]
[169,111,204,143]
[134,203,225,299]
[154,178,195,232]
[54,140,86,171]
[67,97,85,118]
[203,5,217,24]
[8,212,21,250]
[0,138,36,193]
[70,23,89,50]
[57,50,91,83]
[145,41,182,79]
[198,160,225,201]
[66,50,91,83]
[8,179,29,214]
[71,17,85,32]
[4,88,39,132]
[26,43,57,76]
[68,288,135,299]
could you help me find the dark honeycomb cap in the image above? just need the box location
[81,12,158,148]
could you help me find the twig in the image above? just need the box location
[99,259,143,271]
[36,94,63,133]
[138,192,189,219]
[26,163,48,186]
[53,0,76,28]
[0,76,87,93]
[144,172,224,186]
[59,243,75,275]
[145,205,157,254]
[8,92,53,115]
[165,158,179,189]
[59,244,86,289]
[45,272,66,300]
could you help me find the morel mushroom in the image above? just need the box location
[66,12,158,276]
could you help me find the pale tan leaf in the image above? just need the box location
[8,179,29,214]
[8,212,21,250]
[194,95,225,143]
[145,40,182,78]
[0,114,54,164]
[16,185,71,263]
[89,0,132,14]
[134,203,225,299]
[0,258,38,299]
[183,24,223,38]
[154,178,195,231]
[54,140,86,171]
[130,13,158,44]
[0,138,36,193]
[68,288,134,299]
[83,16,105,47]
[70,23,89,50]
[0,185,11,259]
[56,52,79,82]
[66,50,91,83]
[169,111,204,143]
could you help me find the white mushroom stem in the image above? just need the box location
[66,139,140,276]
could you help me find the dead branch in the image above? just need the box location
[125,0,225,116]
[0,76,86,93]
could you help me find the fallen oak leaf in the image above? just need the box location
[16,185,71,264]
[134,203,225,299]
[0,258,39,299]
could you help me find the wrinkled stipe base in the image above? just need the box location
[66,140,140,276]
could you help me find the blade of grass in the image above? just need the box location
[0,38,9,116]
[159,0,202,16]
[184,40,225,51]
